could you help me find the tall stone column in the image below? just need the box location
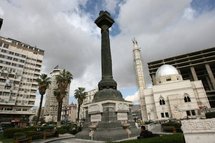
[95,11,117,90]
[93,11,124,102]
[205,64,215,89]
[190,66,198,81]
[0,18,3,30]
[76,11,139,141]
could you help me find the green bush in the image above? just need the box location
[57,127,68,134]
[144,120,155,125]
[24,126,37,131]
[162,126,175,132]
[3,128,23,138]
[205,112,215,118]
[13,132,27,140]
[69,126,82,135]
[55,123,82,135]
[39,125,54,131]
[161,120,182,133]
[25,131,43,140]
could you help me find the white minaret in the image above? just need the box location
[132,39,148,121]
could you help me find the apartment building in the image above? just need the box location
[0,36,44,124]
[43,68,70,122]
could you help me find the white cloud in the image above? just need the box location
[0,6,4,16]
[183,7,195,20]
[34,91,46,107]
[125,91,139,104]
[104,0,118,13]
[1,0,215,105]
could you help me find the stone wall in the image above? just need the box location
[181,118,215,143]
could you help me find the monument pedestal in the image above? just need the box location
[76,99,139,141]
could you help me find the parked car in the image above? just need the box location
[0,126,3,133]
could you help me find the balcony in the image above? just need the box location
[0,110,35,115]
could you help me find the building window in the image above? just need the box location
[186,110,196,117]
[159,97,165,105]
[165,112,169,117]
[191,110,196,116]
[184,96,191,102]
[186,111,191,116]
[161,113,164,118]
[166,78,171,81]
[161,112,170,118]
[3,43,9,48]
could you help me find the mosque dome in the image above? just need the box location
[156,64,179,78]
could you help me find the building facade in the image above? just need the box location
[148,47,215,107]
[43,68,70,122]
[67,103,77,122]
[144,64,210,120]
[0,36,44,124]
[80,89,97,120]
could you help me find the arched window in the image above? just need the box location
[184,94,191,103]
[159,97,165,105]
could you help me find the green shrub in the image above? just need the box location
[205,112,215,118]
[39,125,54,131]
[13,132,27,140]
[161,120,182,133]
[57,127,67,134]
[69,125,82,135]
[24,126,37,131]
[162,126,175,132]
[25,131,43,140]
[3,128,23,138]
[144,120,154,125]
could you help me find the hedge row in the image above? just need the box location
[3,126,55,139]
[161,121,182,133]
[57,124,82,135]
[205,112,215,119]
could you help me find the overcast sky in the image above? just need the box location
[0,0,215,106]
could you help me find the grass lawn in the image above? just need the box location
[119,133,185,143]
[0,133,14,143]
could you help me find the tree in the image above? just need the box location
[36,74,51,125]
[54,69,72,126]
[74,87,87,122]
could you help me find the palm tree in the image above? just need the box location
[54,69,72,126]
[74,87,87,122]
[36,74,51,125]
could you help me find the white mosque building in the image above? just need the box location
[132,40,211,121]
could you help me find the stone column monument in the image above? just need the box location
[0,18,3,30]
[76,11,139,141]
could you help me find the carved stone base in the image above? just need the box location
[76,121,139,141]
[76,100,139,141]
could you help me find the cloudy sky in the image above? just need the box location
[0,0,215,106]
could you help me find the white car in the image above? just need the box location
[0,127,3,133]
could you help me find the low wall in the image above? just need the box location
[181,118,215,143]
